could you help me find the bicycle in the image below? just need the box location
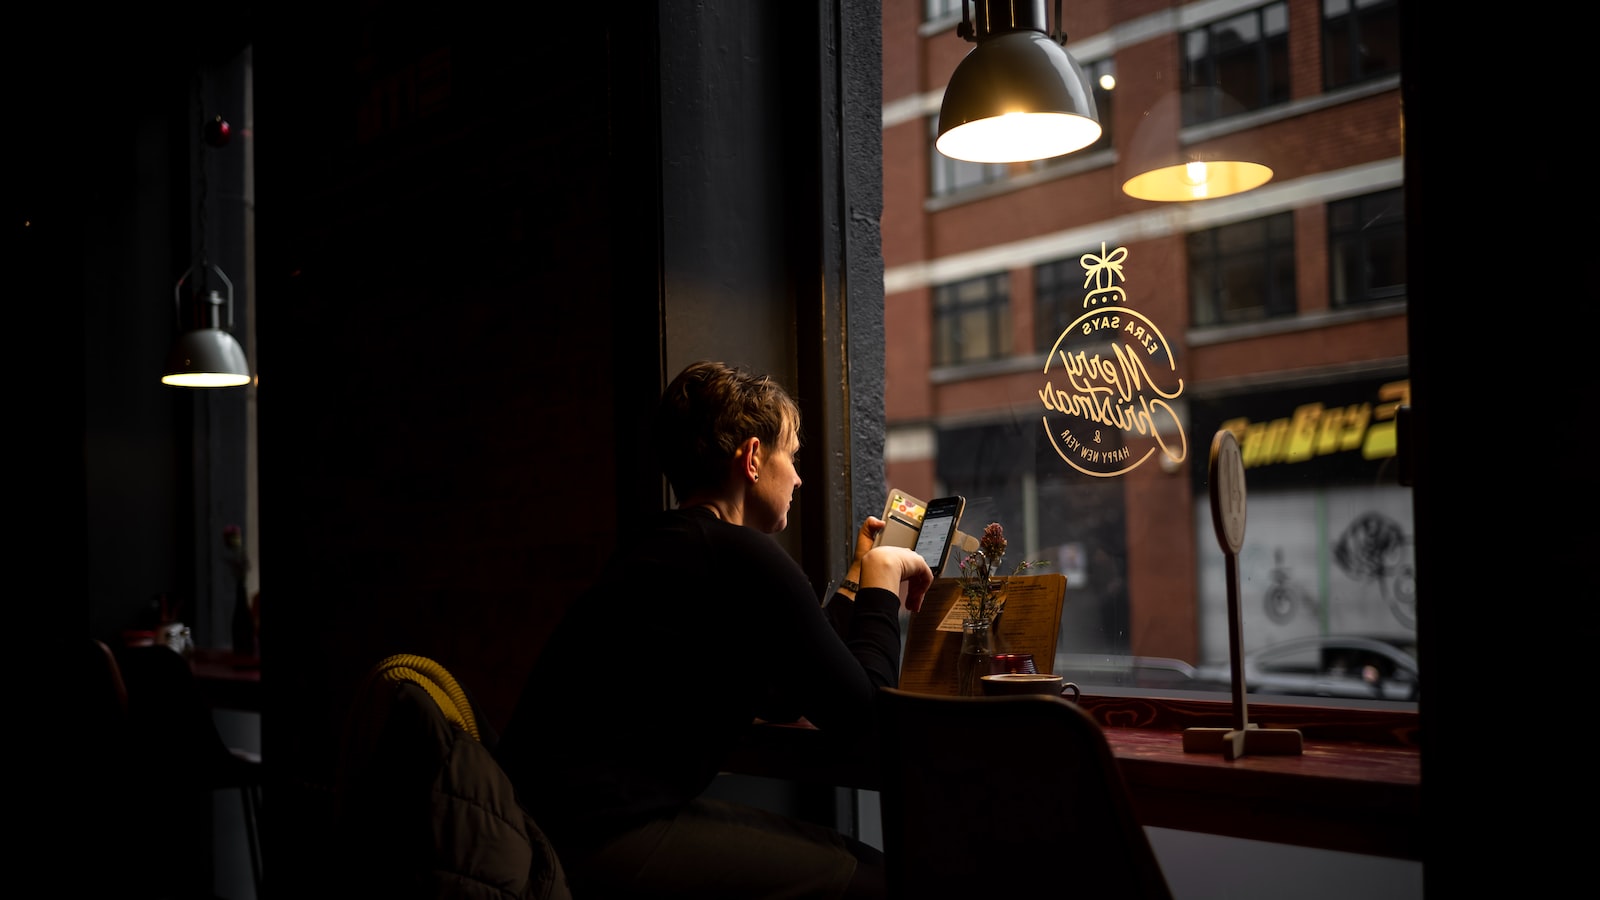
[1262,547,1318,625]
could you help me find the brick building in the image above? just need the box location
[879,0,1410,673]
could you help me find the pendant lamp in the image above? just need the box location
[162,263,251,388]
[162,82,251,388]
[936,0,1101,164]
[1121,89,1273,202]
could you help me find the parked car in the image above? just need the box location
[1193,635,1419,702]
[1053,653,1199,691]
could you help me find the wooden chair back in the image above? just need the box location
[875,687,1173,899]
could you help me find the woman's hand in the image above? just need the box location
[852,516,886,567]
[841,515,933,610]
[859,546,934,613]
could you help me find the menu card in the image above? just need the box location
[897,574,1066,696]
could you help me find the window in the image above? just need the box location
[936,422,1132,658]
[933,272,1011,366]
[929,116,1008,197]
[886,0,1419,729]
[1033,255,1090,353]
[1328,187,1406,308]
[924,0,963,24]
[1322,0,1401,89]
[1080,57,1116,154]
[1188,212,1297,327]
[1181,2,1290,125]
[1033,56,1116,169]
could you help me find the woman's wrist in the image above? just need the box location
[836,565,863,598]
[857,552,902,593]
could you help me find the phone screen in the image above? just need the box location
[912,496,964,574]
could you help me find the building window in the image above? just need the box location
[1328,187,1406,308]
[1181,1,1290,125]
[924,0,963,24]
[1033,255,1091,353]
[1031,56,1116,170]
[1322,0,1401,89]
[936,422,1132,655]
[930,116,1008,197]
[933,272,1012,366]
[1188,212,1296,327]
[1080,57,1116,154]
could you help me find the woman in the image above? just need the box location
[495,360,933,899]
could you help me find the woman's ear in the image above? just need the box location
[740,436,762,482]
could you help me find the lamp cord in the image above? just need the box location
[190,65,233,331]
[195,68,213,325]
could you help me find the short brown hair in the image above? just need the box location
[655,360,800,499]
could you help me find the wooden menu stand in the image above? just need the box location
[1182,429,1303,761]
[898,574,1066,695]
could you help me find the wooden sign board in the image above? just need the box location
[898,574,1066,696]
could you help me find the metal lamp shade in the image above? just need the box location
[162,328,251,387]
[936,30,1101,164]
[1122,159,1273,201]
[1121,90,1273,202]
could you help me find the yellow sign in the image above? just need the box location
[1220,379,1409,470]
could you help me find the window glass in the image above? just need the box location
[1033,255,1092,354]
[1329,187,1406,307]
[1182,2,1291,124]
[924,0,963,24]
[1323,0,1401,89]
[929,116,1009,197]
[1188,213,1297,327]
[933,273,1011,366]
[1086,58,1115,153]
[886,0,1413,713]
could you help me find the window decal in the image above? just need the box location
[1038,243,1186,478]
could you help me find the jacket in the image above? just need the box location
[336,655,571,900]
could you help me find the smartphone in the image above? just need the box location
[911,495,965,575]
[876,489,929,550]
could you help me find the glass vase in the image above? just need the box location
[957,617,996,696]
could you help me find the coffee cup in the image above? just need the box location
[978,673,1081,701]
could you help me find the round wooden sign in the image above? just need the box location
[1208,429,1247,554]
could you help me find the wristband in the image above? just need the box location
[838,578,860,593]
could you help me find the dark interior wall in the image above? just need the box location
[250,1,884,886]
[251,12,652,885]
[252,1,651,800]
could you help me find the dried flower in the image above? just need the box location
[978,522,1007,560]
[956,522,1046,623]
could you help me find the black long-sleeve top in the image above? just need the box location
[494,506,903,851]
